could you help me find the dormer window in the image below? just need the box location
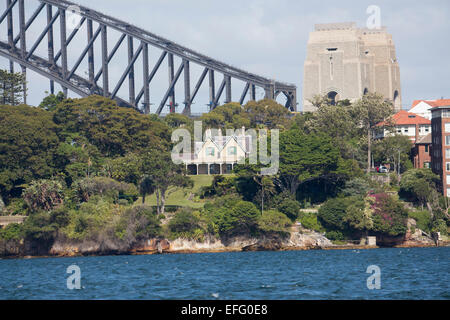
[206,147,215,156]
[228,146,237,156]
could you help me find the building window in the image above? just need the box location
[424,162,430,169]
[446,136,450,146]
[445,123,450,133]
[446,163,450,171]
[404,127,409,133]
[446,149,450,159]
[206,147,215,156]
[228,146,237,156]
[425,145,429,153]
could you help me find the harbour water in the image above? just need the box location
[0,247,448,299]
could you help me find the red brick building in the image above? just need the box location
[431,103,450,196]
[412,133,431,169]
[376,110,432,170]
[375,110,431,143]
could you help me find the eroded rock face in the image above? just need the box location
[131,239,170,254]
[0,239,24,256]
[45,231,335,256]
[286,231,333,248]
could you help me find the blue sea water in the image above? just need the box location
[0,247,448,300]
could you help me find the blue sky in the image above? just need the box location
[1,0,449,112]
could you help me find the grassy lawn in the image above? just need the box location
[141,175,214,209]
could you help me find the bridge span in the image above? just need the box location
[0,0,297,114]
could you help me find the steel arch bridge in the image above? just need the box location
[0,0,297,114]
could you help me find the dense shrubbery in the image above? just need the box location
[23,179,65,212]
[277,199,300,222]
[72,177,138,204]
[317,193,408,239]
[297,211,325,233]
[257,210,292,235]
[318,197,351,231]
[408,210,432,233]
[167,208,204,241]
[399,169,440,205]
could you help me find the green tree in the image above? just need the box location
[140,149,193,214]
[279,129,340,196]
[370,193,408,236]
[318,197,353,231]
[168,208,202,238]
[72,177,138,204]
[164,113,193,129]
[54,134,103,185]
[23,179,65,213]
[373,135,413,174]
[139,175,155,204]
[38,92,65,111]
[305,94,361,159]
[53,95,170,157]
[208,198,260,236]
[244,99,290,129]
[200,112,226,128]
[399,169,440,207]
[344,197,374,237]
[103,153,142,185]
[277,198,301,221]
[0,70,26,106]
[0,105,60,201]
[353,93,395,173]
[341,178,371,197]
[257,210,292,235]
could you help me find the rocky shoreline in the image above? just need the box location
[1,228,447,259]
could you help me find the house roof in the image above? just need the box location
[415,133,431,145]
[196,134,251,155]
[377,110,431,126]
[412,99,450,108]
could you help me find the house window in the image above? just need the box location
[446,162,450,171]
[425,145,429,153]
[228,146,237,156]
[424,162,430,169]
[206,147,215,156]
[445,123,450,133]
[446,149,450,159]
[446,136,450,146]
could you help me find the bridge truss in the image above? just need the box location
[0,0,297,114]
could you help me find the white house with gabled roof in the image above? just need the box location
[179,127,252,175]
